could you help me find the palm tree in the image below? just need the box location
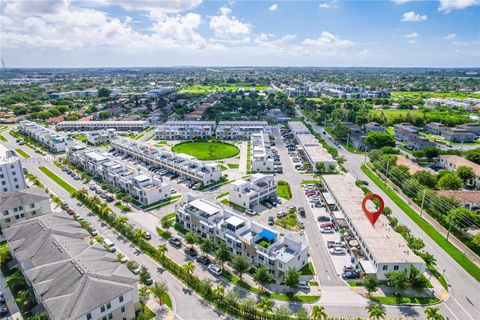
[6,270,26,292]
[133,229,147,242]
[365,304,386,320]
[182,261,196,275]
[0,245,11,266]
[101,206,113,217]
[212,284,225,301]
[425,307,445,320]
[138,287,149,303]
[157,243,168,259]
[152,281,169,303]
[75,188,88,201]
[15,289,34,310]
[256,297,273,318]
[90,196,101,208]
[311,305,328,320]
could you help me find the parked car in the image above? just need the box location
[268,216,275,225]
[321,226,334,234]
[67,209,75,216]
[144,232,152,240]
[277,211,287,218]
[118,254,128,263]
[317,216,330,222]
[184,247,198,258]
[246,208,256,216]
[169,237,182,248]
[197,255,211,265]
[298,280,310,290]
[329,247,346,255]
[0,307,8,317]
[320,223,335,229]
[298,207,306,217]
[343,265,356,273]
[89,185,96,190]
[342,271,359,280]
[327,240,346,248]
[61,202,69,210]
[144,276,154,286]
[208,264,223,276]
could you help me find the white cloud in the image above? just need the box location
[269,4,278,11]
[439,0,480,13]
[405,32,419,38]
[392,0,413,4]
[209,6,252,39]
[319,1,339,9]
[444,33,457,40]
[95,0,202,19]
[303,31,353,46]
[401,11,427,22]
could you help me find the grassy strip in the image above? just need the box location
[53,161,63,168]
[15,148,30,158]
[246,141,251,174]
[145,135,154,142]
[227,163,239,169]
[160,292,173,309]
[371,296,440,305]
[157,227,172,240]
[134,133,144,140]
[299,262,315,276]
[141,195,182,211]
[174,223,189,235]
[25,172,45,189]
[0,134,7,142]
[161,213,176,222]
[215,192,229,199]
[115,201,131,212]
[39,166,77,195]
[362,164,480,282]
[277,180,292,200]
[309,281,319,286]
[220,199,246,213]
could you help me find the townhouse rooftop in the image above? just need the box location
[440,155,480,176]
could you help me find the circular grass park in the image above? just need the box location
[171,141,240,160]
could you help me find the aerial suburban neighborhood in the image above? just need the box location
[0,1,479,320]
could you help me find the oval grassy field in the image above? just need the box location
[172,141,240,160]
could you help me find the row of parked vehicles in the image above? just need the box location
[0,292,8,317]
[303,184,324,209]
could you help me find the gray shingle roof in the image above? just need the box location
[0,187,50,209]
[3,214,138,320]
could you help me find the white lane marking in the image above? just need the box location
[449,295,475,320]
[442,300,461,320]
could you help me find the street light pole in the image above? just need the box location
[419,189,426,218]
[446,209,455,242]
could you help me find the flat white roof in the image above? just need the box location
[190,199,219,216]
[225,216,245,227]
[85,151,107,162]
[134,175,150,182]
[297,134,335,163]
[288,121,309,133]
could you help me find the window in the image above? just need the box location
[5,218,11,223]
[86,313,92,320]
[119,295,124,302]
[102,317,107,320]
[3,210,8,216]
[101,305,105,312]
[382,265,388,271]
[30,204,35,208]
[393,265,399,271]
[106,302,111,309]
[121,306,125,313]
[108,314,113,320]
[13,178,17,182]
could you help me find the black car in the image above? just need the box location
[342,271,359,280]
[317,216,330,222]
[268,216,275,226]
[0,307,8,317]
[197,255,211,265]
[298,207,306,217]
[184,247,198,258]
[168,237,182,248]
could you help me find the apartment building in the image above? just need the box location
[155,121,216,140]
[323,174,425,280]
[57,120,148,132]
[0,187,51,229]
[425,122,447,135]
[229,174,277,209]
[438,155,480,188]
[364,122,386,133]
[287,121,310,135]
[3,214,139,320]
[49,89,98,99]
[425,98,472,111]
[295,134,337,171]
[393,123,435,150]
[86,128,118,145]
[442,128,477,143]
[0,145,27,195]
[176,195,309,277]
[457,123,480,135]
[216,121,271,140]
[251,132,275,172]
[146,86,176,97]
[338,122,367,151]
[19,120,72,153]
[67,144,171,205]
[111,138,222,185]
[436,190,480,211]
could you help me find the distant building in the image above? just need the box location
[436,190,480,211]
[86,128,118,145]
[57,120,148,132]
[442,128,477,143]
[287,121,310,135]
[424,122,446,135]
[295,134,337,171]
[425,98,472,111]
[49,89,98,99]
[229,174,278,209]
[364,122,386,133]
[19,121,72,153]
[0,145,27,195]
[216,121,271,140]
[456,123,480,136]
[438,155,480,188]
[155,121,216,140]
[393,123,435,150]
[251,132,275,173]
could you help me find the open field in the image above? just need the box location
[180,84,270,94]
[172,141,239,160]
[391,91,480,100]
[370,109,423,122]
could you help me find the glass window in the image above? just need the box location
[108,314,113,320]
[107,302,111,309]
[121,306,125,313]
[119,295,124,302]
[383,265,388,271]
[86,313,92,320]
[101,305,105,312]
[393,265,399,271]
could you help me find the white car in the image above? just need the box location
[299,280,310,290]
[329,247,346,255]
[208,264,223,276]
[246,209,256,216]
[321,227,335,234]
[277,211,287,218]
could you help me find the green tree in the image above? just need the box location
[98,110,111,120]
[97,88,111,98]
[465,148,480,164]
[215,242,232,270]
[382,206,392,217]
[437,173,463,190]
[6,270,27,293]
[424,307,445,320]
[274,304,292,320]
[315,162,325,172]
[133,229,147,242]
[182,261,196,275]
[413,171,437,188]
[386,269,410,290]
[365,304,386,320]
[424,147,440,162]
[212,284,225,301]
[365,131,395,149]
[138,287,149,303]
[185,232,199,249]
[311,305,328,320]
[283,267,301,293]
[0,245,11,266]
[200,237,217,256]
[295,307,310,320]
[256,296,274,317]
[139,266,151,285]
[472,232,480,246]
[151,281,168,302]
[231,255,250,280]
[15,289,35,310]
[157,243,168,258]
[362,275,379,296]
[253,265,273,292]
[455,165,475,184]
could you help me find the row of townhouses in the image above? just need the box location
[176,194,309,277]
[425,122,479,143]
[155,121,272,140]
[284,82,390,99]
[67,144,171,205]
[438,155,480,188]
[49,89,98,99]
[229,174,278,209]
[56,121,148,132]
[3,214,139,320]
[250,132,275,173]
[0,144,27,196]
[336,122,387,151]
[393,123,436,150]
[110,137,222,185]
[425,98,480,111]
[322,174,425,280]
[86,128,118,145]
[19,120,72,153]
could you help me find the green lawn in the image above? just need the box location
[174,223,189,235]
[115,201,131,212]
[301,180,321,185]
[362,165,480,282]
[277,180,292,200]
[172,141,239,160]
[161,212,176,222]
[215,192,229,199]
[0,134,6,142]
[15,148,30,158]
[72,133,87,141]
[275,213,299,230]
[227,163,239,169]
[155,141,167,146]
[299,262,315,276]
[157,227,172,240]
[180,84,270,94]
[160,292,173,309]
[371,296,440,305]
[39,166,77,195]
[256,239,271,249]
[141,195,182,211]
[370,109,423,123]
[220,199,246,212]
[390,91,480,100]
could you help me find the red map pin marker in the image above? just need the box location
[362,194,384,226]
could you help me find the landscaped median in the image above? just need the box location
[361,164,480,282]
[371,296,440,305]
[15,148,30,158]
[277,180,292,200]
[140,195,182,211]
[38,166,78,195]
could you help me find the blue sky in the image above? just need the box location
[1,0,479,67]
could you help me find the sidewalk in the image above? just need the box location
[145,294,174,320]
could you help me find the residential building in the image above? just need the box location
[67,144,171,205]
[49,89,98,99]
[294,134,337,171]
[436,190,480,211]
[425,98,472,111]
[229,174,277,209]
[396,155,435,175]
[442,128,477,143]
[57,120,148,132]
[393,123,435,150]
[287,121,310,135]
[176,195,309,277]
[364,122,386,133]
[323,174,425,280]
[0,145,27,195]
[251,132,275,173]
[216,121,271,140]
[86,128,118,145]
[110,138,222,185]
[155,121,216,140]
[0,187,51,229]
[145,86,176,97]
[19,120,72,153]
[438,155,480,188]
[456,123,480,135]
[339,122,367,151]
[3,214,139,320]
[425,122,447,135]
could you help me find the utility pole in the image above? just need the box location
[346,133,350,151]
[363,146,368,165]
[446,209,455,242]
[419,189,426,218]
[385,161,390,185]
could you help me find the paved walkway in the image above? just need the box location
[145,294,174,320]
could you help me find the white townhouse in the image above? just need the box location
[155,121,216,140]
[250,132,275,173]
[438,155,480,188]
[110,137,222,185]
[3,214,139,320]
[0,145,27,196]
[67,144,171,205]
[216,121,272,140]
[57,120,148,132]
[229,174,278,209]
[287,121,310,135]
[19,120,72,153]
[86,128,118,145]
[0,187,51,230]
[295,134,337,171]
[176,195,309,277]
[323,174,425,280]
